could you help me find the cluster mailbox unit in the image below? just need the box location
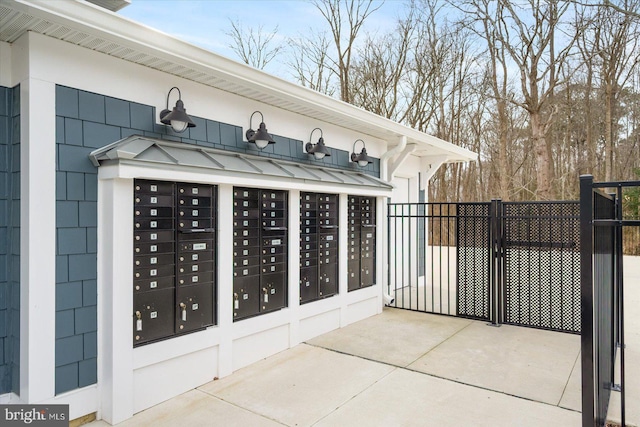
[348,195,377,291]
[233,187,288,320]
[133,180,217,345]
[300,192,340,303]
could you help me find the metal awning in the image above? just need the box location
[89,136,394,191]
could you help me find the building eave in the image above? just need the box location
[0,0,477,163]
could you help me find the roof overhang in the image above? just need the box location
[90,136,394,194]
[0,0,477,163]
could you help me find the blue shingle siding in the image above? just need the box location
[0,85,20,395]
[56,85,100,394]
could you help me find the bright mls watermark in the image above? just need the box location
[1,405,68,426]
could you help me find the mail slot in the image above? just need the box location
[135,253,175,268]
[177,184,213,197]
[134,276,175,293]
[135,194,174,206]
[135,180,174,195]
[135,206,174,218]
[135,218,174,230]
[134,230,174,243]
[178,195,212,208]
[135,241,174,255]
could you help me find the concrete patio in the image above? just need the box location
[85,256,640,426]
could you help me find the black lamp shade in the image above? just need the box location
[247,122,275,149]
[351,146,373,167]
[160,99,195,133]
[306,137,331,160]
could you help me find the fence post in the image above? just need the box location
[490,199,502,326]
[579,174,595,427]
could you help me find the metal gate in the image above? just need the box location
[387,199,581,333]
[580,175,630,427]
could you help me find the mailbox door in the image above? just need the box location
[233,276,260,320]
[133,288,175,345]
[176,284,214,333]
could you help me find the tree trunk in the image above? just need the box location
[531,112,554,200]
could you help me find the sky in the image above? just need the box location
[118,0,408,77]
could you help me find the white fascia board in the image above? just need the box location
[11,0,477,163]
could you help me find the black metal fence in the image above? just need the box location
[580,175,630,427]
[387,200,581,333]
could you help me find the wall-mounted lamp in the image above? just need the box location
[246,111,275,149]
[351,139,373,167]
[305,128,331,160]
[159,87,196,133]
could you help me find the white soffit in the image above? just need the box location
[0,0,477,163]
[89,135,394,191]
